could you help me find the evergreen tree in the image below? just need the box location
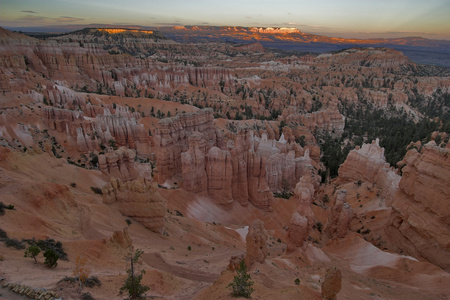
[228,260,254,298]
[43,249,59,268]
[120,249,149,299]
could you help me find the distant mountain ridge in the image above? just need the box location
[153,26,450,67]
[154,25,450,47]
[18,25,450,67]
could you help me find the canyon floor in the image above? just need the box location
[0,27,449,299]
[1,141,449,300]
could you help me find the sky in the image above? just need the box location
[1,0,450,40]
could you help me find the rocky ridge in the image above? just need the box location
[386,141,450,271]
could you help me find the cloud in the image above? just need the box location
[17,15,49,22]
[21,10,37,14]
[298,24,333,30]
[56,16,85,22]
[154,22,184,26]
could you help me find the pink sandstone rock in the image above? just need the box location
[206,146,233,205]
[181,132,208,193]
[386,141,450,271]
[98,147,138,181]
[324,190,354,240]
[245,220,268,267]
[288,175,316,247]
[102,178,166,233]
[321,266,342,300]
[337,138,400,200]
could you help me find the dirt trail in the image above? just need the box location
[142,252,220,283]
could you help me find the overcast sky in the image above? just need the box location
[1,0,449,39]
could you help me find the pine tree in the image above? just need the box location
[120,249,149,299]
[228,260,255,298]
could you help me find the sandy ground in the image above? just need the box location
[1,144,449,300]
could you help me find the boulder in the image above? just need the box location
[321,266,342,300]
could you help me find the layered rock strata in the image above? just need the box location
[102,178,166,233]
[98,147,139,181]
[324,190,354,240]
[43,106,151,156]
[337,139,401,200]
[288,175,317,247]
[386,141,450,271]
[153,109,216,183]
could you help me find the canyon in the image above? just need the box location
[0,26,449,300]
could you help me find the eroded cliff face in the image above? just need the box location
[151,109,321,210]
[102,177,166,233]
[386,142,450,271]
[43,105,152,158]
[334,138,450,271]
[288,175,318,248]
[153,108,216,183]
[324,190,354,241]
[337,138,401,200]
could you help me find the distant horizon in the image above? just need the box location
[1,0,449,41]
[3,24,450,42]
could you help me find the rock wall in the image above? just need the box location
[98,147,139,181]
[288,175,317,247]
[43,106,151,156]
[102,178,166,233]
[337,139,401,200]
[285,107,345,136]
[153,113,320,210]
[206,146,233,205]
[181,132,208,193]
[386,141,450,271]
[324,190,354,240]
[153,108,216,183]
[0,27,233,97]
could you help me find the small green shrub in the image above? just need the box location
[84,276,102,288]
[24,245,41,263]
[36,238,67,260]
[294,278,300,285]
[0,228,7,240]
[58,276,77,284]
[361,229,371,235]
[81,292,95,300]
[0,201,15,216]
[44,249,59,267]
[5,238,25,249]
[315,222,323,233]
[90,187,103,195]
[187,246,191,251]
